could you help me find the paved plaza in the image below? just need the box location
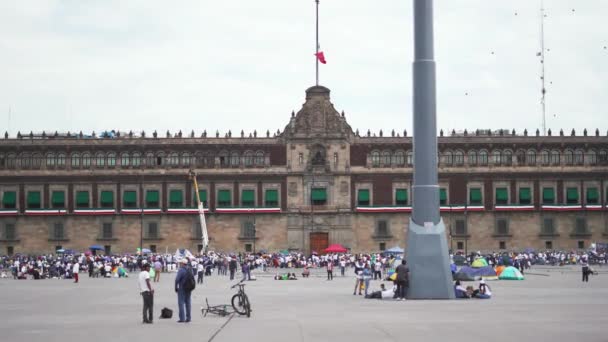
[0,266,606,342]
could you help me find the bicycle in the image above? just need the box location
[231,281,251,317]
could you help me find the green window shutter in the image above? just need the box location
[194,190,207,206]
[27,191,41,208]
[101,191,114,207]
[542,188,555,204]
[311,188,327,201]
[519,188,531,204]
[122,191,136,207]
[469,188,482,204]
[51,191,65,208]
[169,190,183,207]
[264,189,278,207]
[439,188,447,205]
[395,189,408,205]
[76,191,89,207]
[495,188,508,204]
[566,188,579,204]
[218,190,231,207]
[586,188,599,204]
[241,190,255,207]
[146,190,159,207]
[358,189,370,206]
[2,191,16,207]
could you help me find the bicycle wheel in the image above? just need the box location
[242,294,251,317]
[231,293,247,315]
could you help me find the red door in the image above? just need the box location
[310,232,329,254]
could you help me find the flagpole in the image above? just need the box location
[315,0,319,86]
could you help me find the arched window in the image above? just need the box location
[46,153,56,168]
[479,150,488,166]
[243,151,254,166]
[82,153,91,168]
[95,152,106,167]
[515,149,526,164]
[574,149,584,165]
[219,151,229,167]
[167,152,179,166]
[381,151,391,166]
[230,152,240,166]
[145,152,155,166]
[57,153,66,168]
[502,150,512,166]
[155,152,165,166]
[467,150,478,166]
[371,151,380,167]
[587,150,597,165]
[599,150,607,164]
[32,153,42,169]
[540,150,550,166]
[526,150,536,166]
[564,149,574,165]
[181,152,192,166]
[255,151,264,165]
[491,150,501,165]
[550,150,560,165]
[132,152,141,167]
[106,152,116,167]
[20,153,31,169]
[442,151,453,166]
[0,153,4,169]
[406,151,413,166]
[454,150,464,166]
[121,152,130,167]
[392,150,405,166]
[70,153,80,168]
[6,153,16,169]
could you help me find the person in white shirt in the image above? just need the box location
[72,260,80,283]
[138,263,154,324]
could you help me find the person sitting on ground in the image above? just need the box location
[454,280,469,298]
[473,279,492,299]
[302,267,310,278]
[288,273,297,280]
[365,283,396,300]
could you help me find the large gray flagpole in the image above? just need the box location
[406,0,455,299]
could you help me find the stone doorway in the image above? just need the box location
[310,232,328,254]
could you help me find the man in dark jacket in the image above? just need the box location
[229,257,238,280]
[174,259,192,323]
[395,259,409,301]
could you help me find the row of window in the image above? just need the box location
[450,240,588,252]
[0,188,280,209]
[0,150,268,170]
[449,216,591,237]
[355,186,606,206]
[369,149,608,167]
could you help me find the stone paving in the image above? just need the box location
[0,266,606,342]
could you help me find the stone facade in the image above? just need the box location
[1,85,607,254]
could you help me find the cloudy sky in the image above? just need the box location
[1,0,607,136]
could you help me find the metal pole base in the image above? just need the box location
[406,218,455,299]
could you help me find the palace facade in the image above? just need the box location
[1,86,608,255]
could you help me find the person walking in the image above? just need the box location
[153,259,162,282]
[229,257,237,280]
[197,261,204,284]
[339,258,346,277]
[139,263,154,324]
[581,255,590,282]
[72,259,80,283]
[395,259,409,301]
[241,262,250,282]
[327,259,334,280]
[362,263,372,296]
[175,259,193,323]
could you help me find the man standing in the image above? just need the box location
[175,259,192,323]
[326,259,333,280]
[153,259,162,283]
[241,262,250,282]
[395,259,409,301]
[139,263,154,324]
[229,257,237,280]
[197,261,204,284]
[73,259,80,283]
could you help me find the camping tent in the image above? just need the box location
[324,244,348,253]
[453,267,481,281]
[89,245,105,251]
[495,265,506,276]
[385,246,404,254]
[471,258,489,268]
[477,266,498,280]
[499,266,524,280]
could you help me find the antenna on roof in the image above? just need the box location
[539,0,547,135]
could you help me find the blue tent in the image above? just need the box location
[385,246,404,254]
[453,266,497,281]
[89,245,105,251]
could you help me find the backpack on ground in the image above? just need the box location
[160,307,173,319]
[183,271,196,292]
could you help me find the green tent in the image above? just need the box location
[471,258,489,268]
[499,266,524,280]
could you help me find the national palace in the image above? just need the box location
[1,85,607,255]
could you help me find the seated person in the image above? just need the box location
[302,267,310,278]
[454,280,469,298]
[288,273,297,280]
[365,283,395,299]
[474,279,492,299]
